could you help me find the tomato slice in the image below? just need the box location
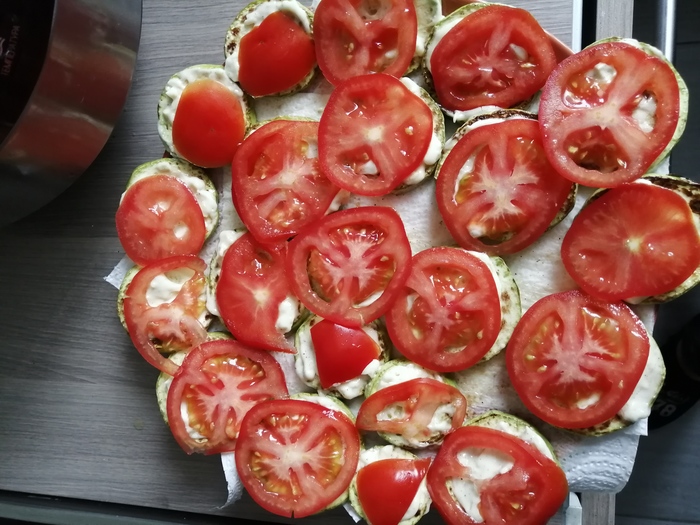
[356,457,430,525]
[539,41,681,187]
[216,233,296,353]
[171,78,246,168]
[436,118,574,255]
[356,378,467,442]
[235,398,360,518]
[385,247,501,372]
[115,175,206,266]
[123,256,209,375]
[166,339,288,454]
[318,74,433,196]
[506,290,650,429]
[286,206,412,328]
[231,120,340,243]
[427,426,568,525]
[562,183,700,301]
[238,11,316,97]
[310,319,382,389]
[313,0,417,85]
[428,5,556,112]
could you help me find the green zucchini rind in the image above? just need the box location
[410,0,443,74]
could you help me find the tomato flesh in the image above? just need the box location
[310,319,382,389]
[561,183,700,301]
[235,399,360,518]
[356,458,430,525]
[171,78,246,168]
[506,290,650,429]
[238,11,316,97]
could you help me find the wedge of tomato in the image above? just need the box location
[539,41,681,187]
[386,247,501,372]
[123,256,209,375]
[428,4,556,112]
[562,182,700,302]
[235,398,360,518]
[506,290,650,429]
[216,233,297,353]
[116,175,206,266]
[166,339,288,454]
[436,118,574,255]
[287,206,412,328]
[231,119,340,243]
[427,426,568,525]
[313,0,417,85]
[318,74,433,196]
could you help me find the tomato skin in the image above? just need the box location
[238,11,316,97]
[116,175,206,266]
[429,5,557,112]
[539,41,680,187]
[171,78,246,168]
[166,339,288,454]
[436,118,574,255]
[356,458,431,525]
[561,182,700,302]
[235,399,360,518]
[286,206,413,328]
[123,256,209,375]
[427,426,568,525]
[506,290,650,429]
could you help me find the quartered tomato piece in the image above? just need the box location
[539,41,681,187]
[427,426,568,525]
[313,0,417,85]
[386,247,501,372]
[506,290,650,429]
[123,256,209,375]
[231,120,340,243]
[116,175,206,266]
[171,78,246,168]
[287,207,412,328]
[238,11,316,97]
[436,118,574,255]
[166,339,288,454]
[318,74,433,196]
[216,233,297,353]
[428,5,556,112]
[356,457,431,525]
[310,319,382,389]
[357,378,467,442]
[235,399,360,518]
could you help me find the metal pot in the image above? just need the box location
[0,0,141,226]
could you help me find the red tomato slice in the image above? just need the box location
[506,290,650,429]
[235,398,360,518]
[310,319,382,389]
[436,118,574,255]
[216,233,296,353]
[318,74,433,196]
[562,183,700,301]
[356,378,467,442]
[166,339,288,454]
[429,5,556,112]
[231,119,340,243]
[123,256,209,375]
[427,426,568,525]
[313,0,417,85]
[286,207,412,328]
[238,11,316,97]
[116,175,206,266]
[356,457,431,525]
[539,41,681,187]
[385,247,501,372]
[171,78,246,168]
